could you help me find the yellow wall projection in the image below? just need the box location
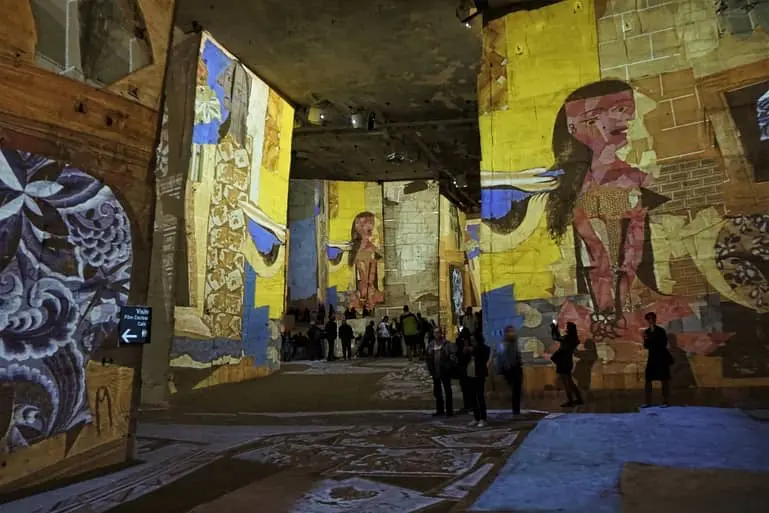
[326,181,384,312]
[479,0,769,393]
[169,33,294,392]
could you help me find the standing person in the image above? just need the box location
[456,329,475,414]
[401,306,421,359]
[467,333,491,427]
[494,326,523,415]
[377,316,391,357]
[361,320,376,357]
[642,312,673,407]
[426,327,456,417]
[550,321,584,407]
[462,307,476,335]
[339,318,354,361]
[416,313,428,357]
[325,314,338,361]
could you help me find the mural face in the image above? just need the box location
[169,34,293,384]
[0,149,132,449]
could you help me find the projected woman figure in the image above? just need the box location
[348,212,383,310]
[546,80,650,327]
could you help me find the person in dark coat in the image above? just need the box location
[325,314,338,361]
[426,327,457,417]
[642,311,673,407]
[339,319,354,360]
[456,328,476,414]
[467,333,491,427]
[551,321,584,407]
[494,325,523,415]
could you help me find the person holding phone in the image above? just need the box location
[550,321,584,407]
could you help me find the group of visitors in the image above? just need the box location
[426,310,674,425]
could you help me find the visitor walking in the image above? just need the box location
[325,314,338,361]
[467,333,491,427]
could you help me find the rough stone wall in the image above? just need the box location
[478,0,769,394]
[381,181,440,319]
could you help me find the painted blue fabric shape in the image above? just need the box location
[193,40,233,144]
[482,285,523,343]
[472,407,769,513]
[327,245,344,261]
[466,223,481,259]
[248,219,281,255]
[288,216,318,301]
[481,188,533,221]
[326,286,339,308]
[242,261,270,366]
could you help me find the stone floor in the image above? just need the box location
[4,358,769,513]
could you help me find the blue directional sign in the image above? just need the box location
[118,306,152,345]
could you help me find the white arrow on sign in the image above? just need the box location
[121,329,138,343]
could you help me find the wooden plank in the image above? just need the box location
[0,56,157,175]
[0,0,37,60]
[107,62,167,111]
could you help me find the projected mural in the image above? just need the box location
[0,149,132,449]
[326,181,384,311]
[478,0,769,390]
[168,34,294,388]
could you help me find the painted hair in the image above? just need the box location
[349,211,376,266]
[546,80,634,240]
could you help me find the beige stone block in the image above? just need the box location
[626,34,652,62]
[655,122,708,159]
[632,74,663,100]
[672,94,702,125]
[638,3,678,33]
[599,41,629,69]
[660,68,695,99]
[627,53,685,80]
[603,0,641,16]
[620,11,643,38]
[651,27,681,58]
[598,15,622,42]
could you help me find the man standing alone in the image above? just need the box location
[400,306,421,359]
[325,314,338,361]
[339,318,354,361]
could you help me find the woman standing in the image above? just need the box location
[551,322,584,407]
[466,333,491,427]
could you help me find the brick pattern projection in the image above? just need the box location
[478,0,769,392]
[158,33,295,392]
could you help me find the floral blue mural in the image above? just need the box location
[0,149,132,450]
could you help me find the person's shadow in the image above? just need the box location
[574,339,598,392]
[668,333,697,389]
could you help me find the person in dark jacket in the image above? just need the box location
[339,319,354,360]
[642,311,673,407]
[426,327,457,417]
[456,328,476,414]
[551,321,584,407]
[325,314,338,361]
[467,333,491,427]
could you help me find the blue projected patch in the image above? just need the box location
[288,217,318,301]
[326,286,339,308]
[481,188,533,220]
[248,219,281,255]
[482,285,523,343]
[193,40,233,144]
[242,261,270,366]
[327,245,344,261]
